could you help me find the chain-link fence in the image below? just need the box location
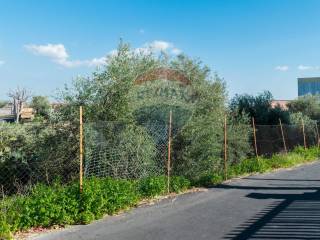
[0,117,319,198]
[0,122,79,197]
[255,124,318,156]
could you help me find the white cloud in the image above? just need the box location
[25,40,182,68]
[297,65,320,71]
[139,40,182,55]
[275,65,289,71]
[25,43,106,68]
[0,60,4,66]
[25,44,68,60]
[149,40,172,51]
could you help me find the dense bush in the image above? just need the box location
[138,176,167,197]
[287,94,320,121]
[138,176,190,197]
[79,177,140,222]
[173,114,252,181]
[58,42,253,185]
[85,124,158,179]
[229,91,290,125]
[0,122,79,195]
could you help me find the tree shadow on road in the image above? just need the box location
[223,182,320,239]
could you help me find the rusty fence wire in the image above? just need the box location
[0,122,79,197]
[254,124,318,156]
[0,120,319,198]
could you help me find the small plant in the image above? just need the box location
[195,173,224,187]
[138,176,167,197]
[169,176,191,193]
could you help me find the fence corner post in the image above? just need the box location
[79,105,83,194]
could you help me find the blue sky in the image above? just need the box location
[1,0,320,100]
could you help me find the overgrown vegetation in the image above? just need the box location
[230,91,320,125]
[196,146,319,187]
[0,176,190,239]
[287,94,320,121]
[0,41,252,192]
[30,96,51,120]
[229,91,290,125]
[1,147,319,239]
[0,122,79,195]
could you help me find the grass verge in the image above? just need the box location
[0,176,190,239]
[196,146,319,187]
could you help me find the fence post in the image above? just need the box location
[224,115,228,180]
[315,123,320,149]
[302,119,307,150]
[279,118,287,154]
[252,117,258,157]
[79,106,83,194]
[167,110,172,194]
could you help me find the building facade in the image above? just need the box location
[298,77,320,96]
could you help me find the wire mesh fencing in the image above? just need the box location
[254,123,319,156]
[0,122,79,197]
[84,120,175,180]
[1,116,320,198]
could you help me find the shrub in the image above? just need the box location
[138,176,167,197]
[79,177,139,221]
[0,175,192,237]
[195,173,224,187]
[170,176,191,193]
[230,157,270,176]
[194,147,319,188]
[9,183,80,230]
[0,122,79,195]
[292,146,319,160]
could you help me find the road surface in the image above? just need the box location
[32,162,320,240]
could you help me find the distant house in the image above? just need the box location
[0,103,35,123]
[271,100,290,110]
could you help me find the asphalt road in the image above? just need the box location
[32,162,320,240]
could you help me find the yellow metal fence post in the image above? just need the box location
[79,106,83,194]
